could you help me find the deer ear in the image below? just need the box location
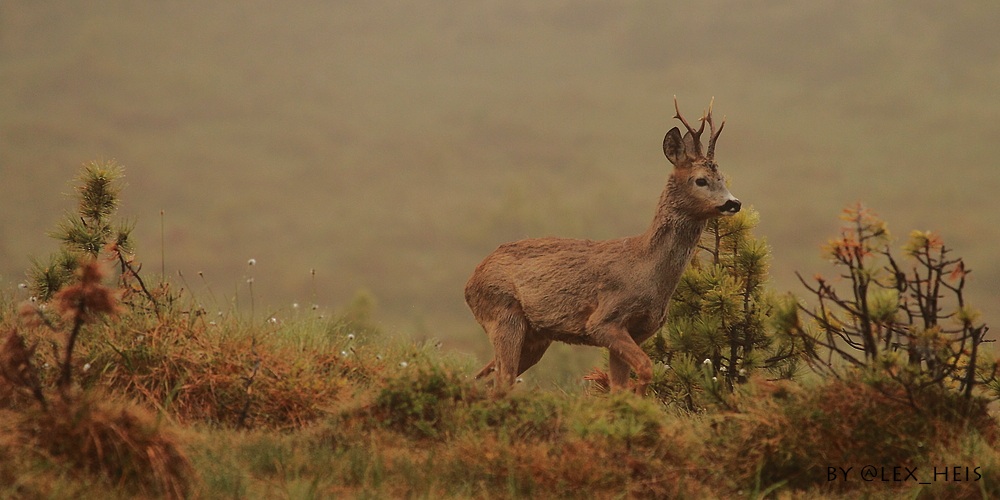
[662,127,686,166]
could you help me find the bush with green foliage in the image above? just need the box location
[372,361,485,439]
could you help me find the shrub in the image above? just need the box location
[465,391,566,441]
[779,204,996,407]
[372,362,485,439]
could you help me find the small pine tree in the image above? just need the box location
[645,207,805,409]
[28,161,140,302]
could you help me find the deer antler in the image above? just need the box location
[673,96,705,157]
[705,97,726,160]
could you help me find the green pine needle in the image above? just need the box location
[76,160,125,224]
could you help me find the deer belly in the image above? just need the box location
[538,328,603,347]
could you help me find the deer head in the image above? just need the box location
[662,97,741,219]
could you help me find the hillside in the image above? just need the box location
[3,1,999,369]
[2,274,997,498]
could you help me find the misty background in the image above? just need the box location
[2,2,998,377]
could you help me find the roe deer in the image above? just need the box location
[465,97,741,395]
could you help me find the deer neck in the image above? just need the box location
[641,178,706,279]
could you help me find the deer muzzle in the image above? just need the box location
[718,198,742,215]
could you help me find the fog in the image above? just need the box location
[2,1,999,361]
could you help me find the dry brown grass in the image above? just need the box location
[705,375,998,495]
[0,329,45,409]
[13,392,194,498]
[1,332,194,498]
[87,316,355,429]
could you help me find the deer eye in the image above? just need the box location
[695,178,709,187]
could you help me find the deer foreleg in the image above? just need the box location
[474,359,496,380]
[592,323,654,395]
[489,308,529,393]
[609,352,632,389]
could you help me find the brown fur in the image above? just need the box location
[465,98,740,395]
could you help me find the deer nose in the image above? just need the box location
[719,199,741,214]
